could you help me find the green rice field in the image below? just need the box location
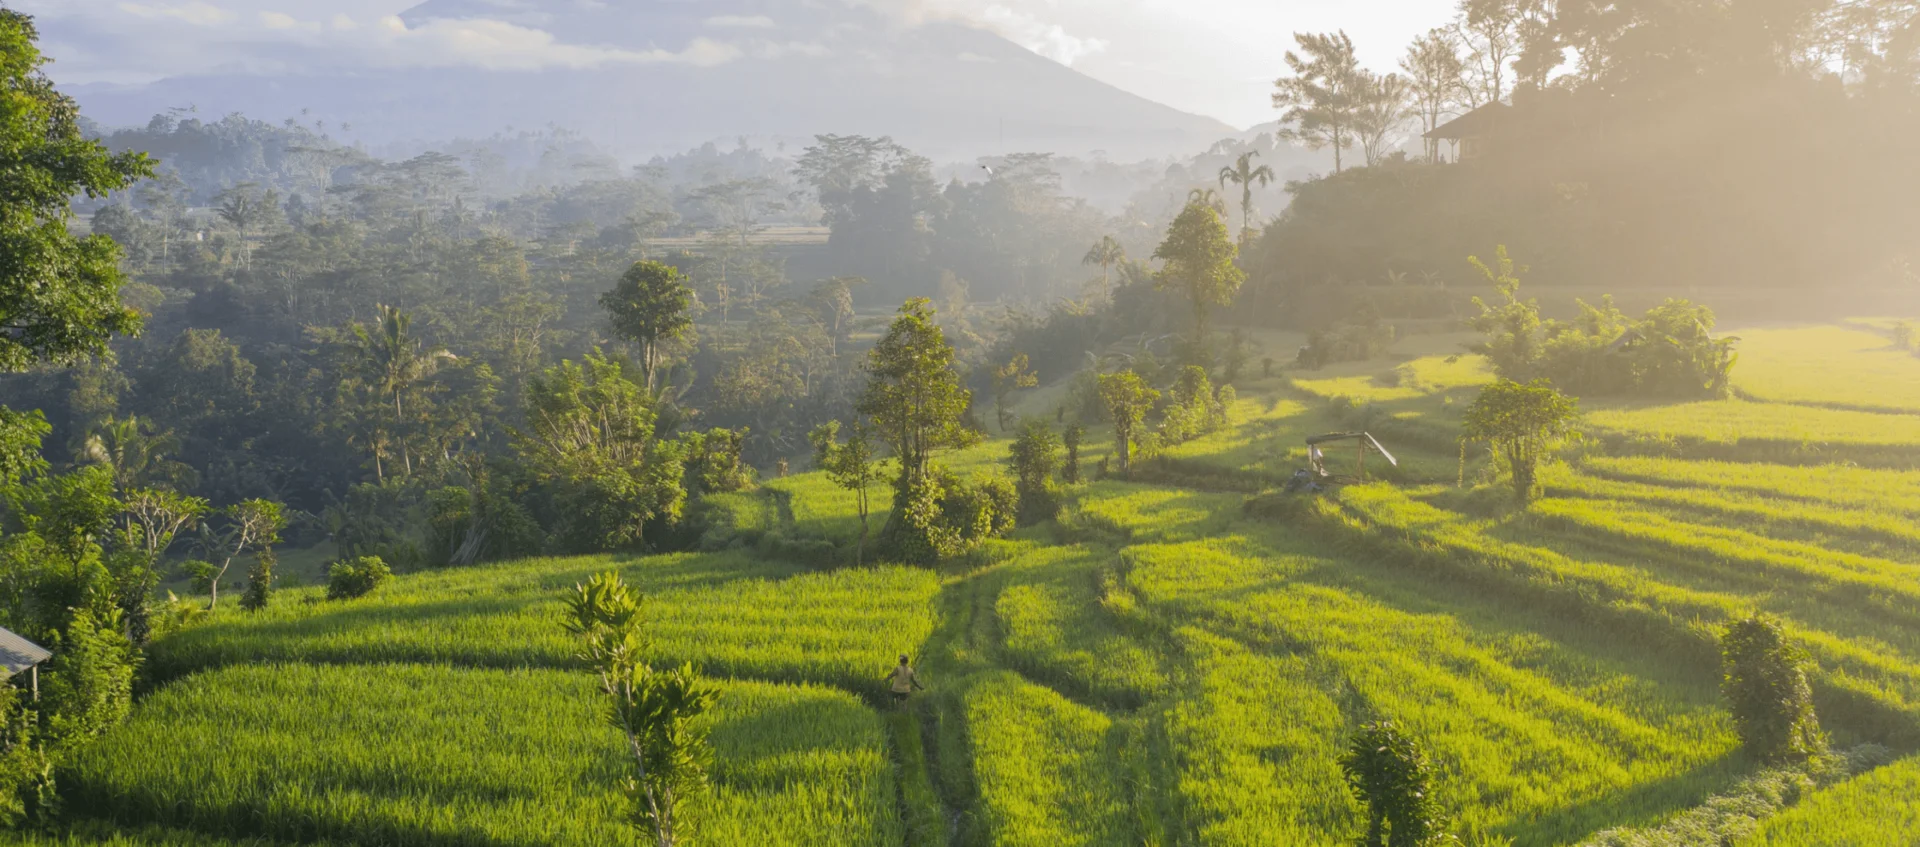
[40,320,1920,845]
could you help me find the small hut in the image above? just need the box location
[1425,102,1510,163]
[0,627,51,701]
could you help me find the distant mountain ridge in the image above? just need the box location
[64,0,1236,161]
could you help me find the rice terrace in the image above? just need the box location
[5,0,1920,845]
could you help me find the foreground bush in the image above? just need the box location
[326,556,392,601]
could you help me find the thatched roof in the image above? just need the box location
[0,628,51,675]
[1425,102,1510,140]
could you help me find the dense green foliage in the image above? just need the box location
[1340,722,1445,847]
[1724,617,1827,763]
[323,556,390,601]
[1461,378,1580,503]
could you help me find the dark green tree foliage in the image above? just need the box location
[1061,424,1085,485]
[326,555,392,601]
[0,673,53,825]
[0,10,154,374]
[602,261,695,391]
[200,499,285,611]
[39,608,136,749]
[564,571,718,847]
[858,299,980,558]
[1098,371,1159,478]
[893,470,1018,563]
[1340,721,1447,847]
[1466,248,1739,399]
[1158,366,1227,446]
[239,547,274,612]
[1153,200,1245,343]
[1008,420,1061,526]
[1461,379,1580,504]
[425,477,542,568]
[1722,616,1826,762]
[680,428,753,496]
[515,351,685,552]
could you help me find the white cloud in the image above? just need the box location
[115,1,234,26]
[706,15,777,29]
[979,5,1106,66]
[259,10,320,32]
[361,17,743,70]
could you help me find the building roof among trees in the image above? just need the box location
[1425,102,1511,140]
[0,628,51,675]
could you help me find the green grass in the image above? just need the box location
[1740,755,1920,846]
[1586,398,1920,452]
[64,664,899,847]
[149,549,940,698]
[1730,326,1920,413]
[963,672,1133,847]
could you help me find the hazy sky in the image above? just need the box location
[16,0,1455,129]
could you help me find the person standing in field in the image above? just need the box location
[889,654,925,708]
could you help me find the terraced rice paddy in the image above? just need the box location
[41,319,1920,845]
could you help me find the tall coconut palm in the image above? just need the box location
[77,416,182,490]
[1218,151,1277,247]
[1081,236,1127,295]
[351,304,457,478]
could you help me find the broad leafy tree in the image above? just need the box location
[602,261,696,391]
[1007,419,1061,525]
[857,299,977,520]
[1153,201,1246,344]
[1098,371,1159,478]
[1460,378,1579,503]
[0,10,154,376]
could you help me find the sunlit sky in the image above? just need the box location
[16,0,1455,129]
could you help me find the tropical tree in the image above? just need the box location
[212,182,276,270]
[564,571,719,847]
[1455,0,1524,105]
[75,416,182,491]
[1007,419,1061,525]
[990,353,1038,432]
[1272,31,1365,173]
[1098,371,1159,478]
[1218,152,1277,246]
[1153,201,1246,344]
[809,420,884,565]
[349,305,457,479]
[1081,236,1126,295]
[602,261,696,391]
[1340,721,1447,847]
[1722,615,1826,762]
[857,299,976,511]
[0,9,153,387]
[1460,378,1580,503]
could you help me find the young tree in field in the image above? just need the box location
[1008,419,1061,525]
[114,488,208,644]
[1099,371,1159,478]
[240,548,275,612]
[1722,615,1826,762]
[1272,31,1364,173]
[857,299,977,543]
[0,10,153,378]
[991,353,1038,433]
[1082,236,1126,295]
[1153,201,1246,345]
[200,499,286,612]
[601,261,696,391]
[1464,245,1542,381]
[1402,29,1468,161]
[1061,424,1086,484]
[809,420,884,566]
[1217,151,1277,247]
[564,571,718,847]
[1340,721,1447,847]
[1460,378,1579,503]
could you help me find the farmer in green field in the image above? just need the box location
[889,654,925,708]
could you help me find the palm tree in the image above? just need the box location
[214,183,269,270]
[1081,236,1127,295]
[351,304,457,479]
[1186,187,1228,215]
[77,416,181,490]
[1218,151,1277,247]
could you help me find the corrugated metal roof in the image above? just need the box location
[0,627,51,675]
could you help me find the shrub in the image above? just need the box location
[885,469,1018,564]
[239,548,274,612]
[1008,420,1062,525]
[326,556,393,601]
[1461,379,1581,504]
[1893,320,1915,351]
[1340,721,1447,847]
[1158,366,1226,446]
[40,608,136,749]
[681,427,754,495]
[1722,615,1826,762]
